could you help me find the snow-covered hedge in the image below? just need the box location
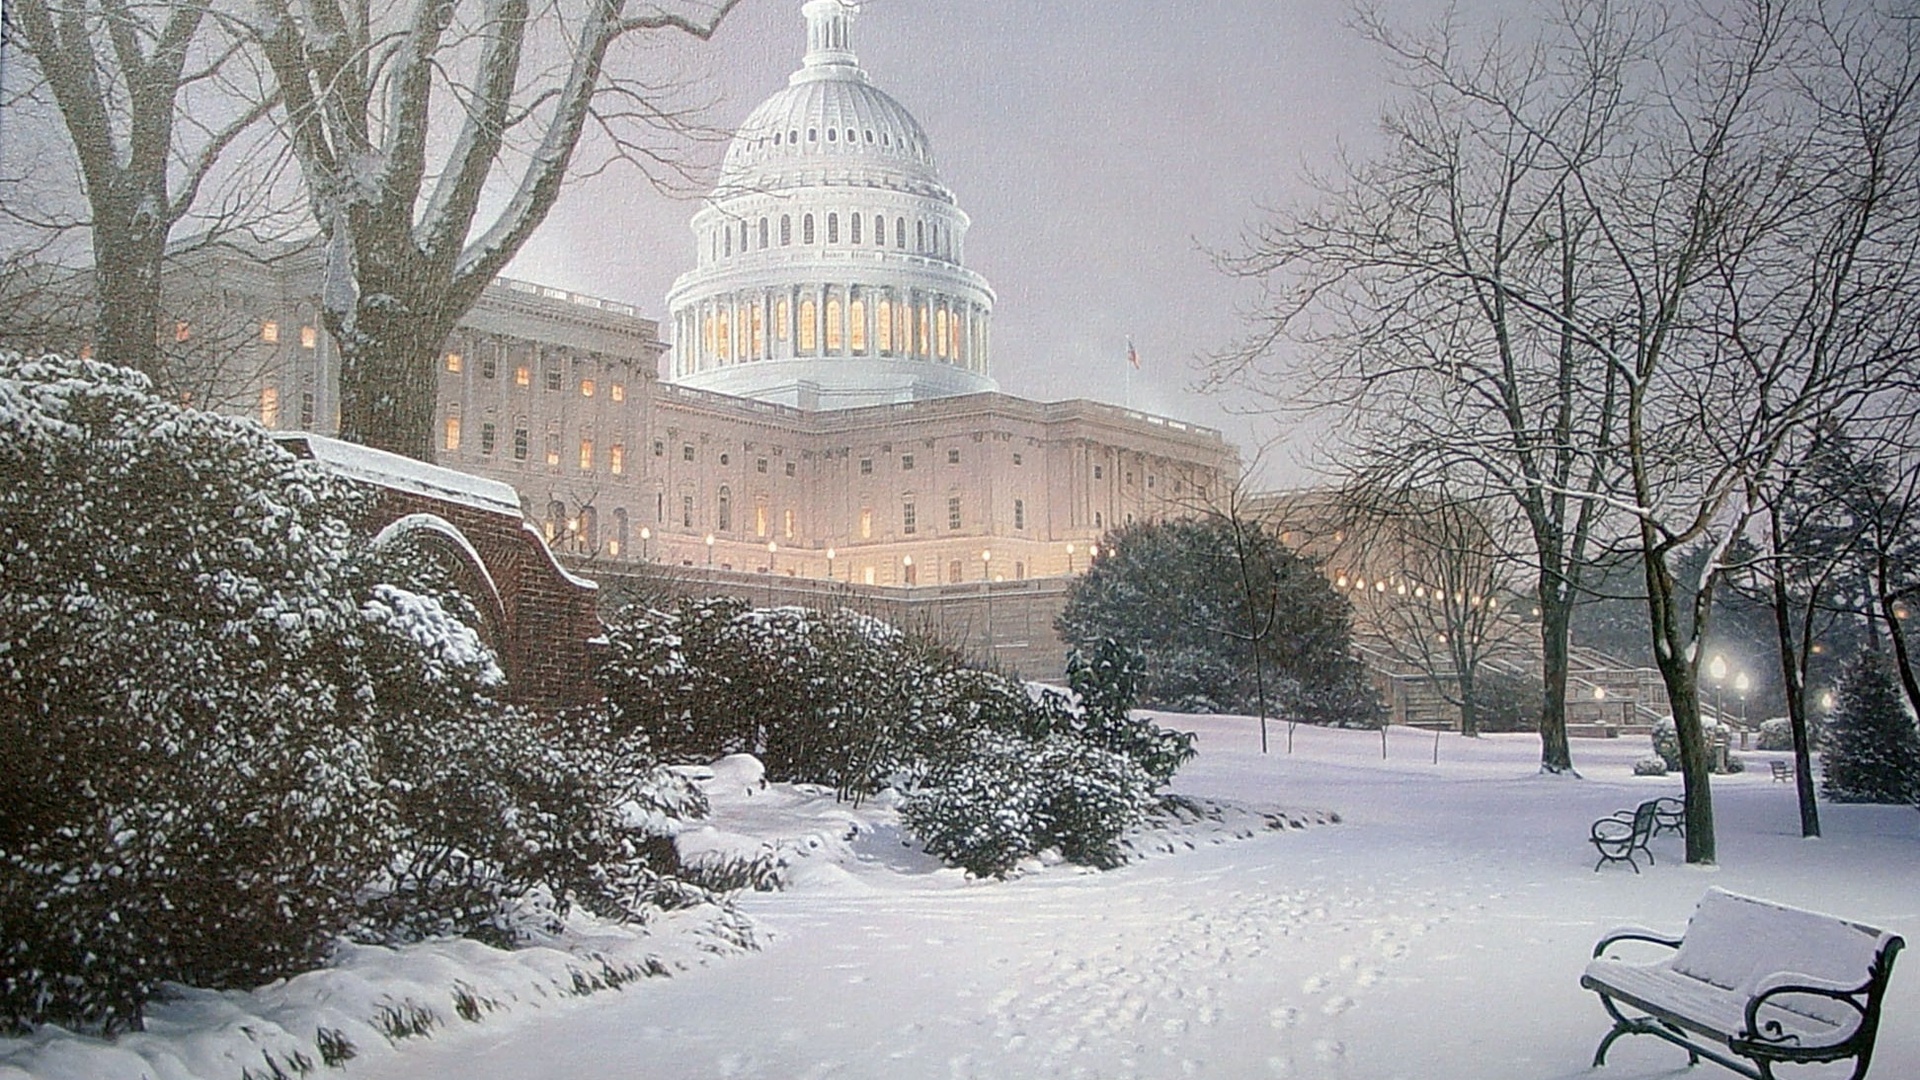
[1649,715,1742,774]
[0,355,706,1033]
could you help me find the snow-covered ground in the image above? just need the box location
[9,718,1917,1079]
[349,719,1920,1080]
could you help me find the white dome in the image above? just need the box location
[665,0,995,410]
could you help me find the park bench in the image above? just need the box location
[1590,797,1684,872]
[1583,888,1904,1080]
[1771,760,1794,783]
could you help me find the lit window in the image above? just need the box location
[950,314,962,359]
[546,429,561,467]
[904,562,918,585]
[902,502,917,535]
[261,321,280,344]
[1014,499,1026,531]
[611,382,625,402]
[919,305,931,355]
[445,351,462,373]
[825,298,843,351]
[860,507,873,539]
[481,422,497,455]
[579,439,594,471]
[301,326,318,349]
[948,496,962,530]
[258,386,279,426]
[717,317,730,360]
[948,448,960,464]
[755,503,767,537]
[783,508,794,539]
[610,444,625,475]
[860,458,873,475]
[444,412,461,451]
[935,309,948,358]
[516,365,530,386]
[877,301,893,353]
[864,566,876,585]
[849,299,867,352]
[751,306,765,357]
[175,320,191,342]
[776,298,791,342]
[580,378,595,398]
[798,300,817,353]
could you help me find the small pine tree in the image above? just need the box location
[1821,651,1920,804]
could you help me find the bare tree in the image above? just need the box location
[4,0,282,380]
[248,0,742,460]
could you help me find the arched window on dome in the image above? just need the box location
[915,220,925,253]
[850,213,861,244]
[896,217,906,249]
[825,297,843,352]
[798,298,817,354]
[781,215,792,246]
[876,299,893,354]
[865,129,875,143]
[740,221,749,253]
[935,307,949,359]
[803,214,815,245]
[759,217,768,249]
[710,232,718,263]
[776,297,791,344]
[827,213,839,244]
[808,127,818,142]
[724,229,731,258]
[874,215,885,246]
[849,298,867,353]
[827,127,837,142]
[789,129,798,144]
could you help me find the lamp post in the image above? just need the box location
[766,541,778,605]
[1708,653,1728,722]
[1735,672,1751,745]
[981,550,994,660]
[902,554,913,586]
[639,526,651,562]
[705,533,715,568]
[1066,542,1075,574]
[826,547,835,582]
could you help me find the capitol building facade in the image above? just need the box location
[170,0,1237,596]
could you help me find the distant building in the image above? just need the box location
[158,0,1235,630]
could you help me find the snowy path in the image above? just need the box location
[349,721,1920,1080]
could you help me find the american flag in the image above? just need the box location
[1127,338,1140,369]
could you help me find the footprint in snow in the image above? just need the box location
[1313,1038,1348,1062]
[1356,967,1383,988]
[1321,995,1356,1016]
[1379,940,1410,961]
[1301,974,1329,994]
[1268,1005,1301,1029]
[1266,1055,1294,1075]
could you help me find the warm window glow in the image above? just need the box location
[445,352,462,373]
[258,386,279,426]
[751,306,765,357]
[799,299,817,353]
[610,444,625,475]
[950,314,962,360]
[935,308,949,358]
[444,414,461,451]
[580,378,595,397]
[876,301,893,353]
[776,298,791,342]
[579,439,594,470]
[261,321,280,344]
[611,382,625,402]
[300,325,317,349]
[174,320,191,342]
[515,365,530,386]
[849,299,867,352]
[755,504,768,538]
[860,507,873,539]
[918,305,931,355]
[784,508,794,538]
[717,317,731,360]
[825,298,843,351]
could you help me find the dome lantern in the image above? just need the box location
[801,0,860,76]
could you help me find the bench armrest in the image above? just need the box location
[1742,971,1869,1046]
[1591,925,1682,958]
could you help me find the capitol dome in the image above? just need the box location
[665,0,996,410]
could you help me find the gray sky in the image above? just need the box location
[509,0,1463,488]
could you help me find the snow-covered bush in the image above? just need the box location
[1062,641,1197,787]
[0,354,384,1031]
[1634,756,1669,776]
[1649,715,1740,774]
[1822,651,1920,804]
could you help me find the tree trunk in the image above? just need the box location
[327,239,462,462]
[91,216,167,383]
[1767,566,1821,837]
[1457,666,1480,737]
[1875,554,1920,722]
[1645,553,1716,865]
[1536,584,1576,774]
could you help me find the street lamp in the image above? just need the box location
[1088,543,1099,561]
[1066,542,1076,574]
[826,546,836,581]
[981,550,995,659]
[705,533,715,567]
[1735,671,1751,726]
[639,526,651,561]
[1708,654,1729,721]
[902,554,913,585]
[767,540,777,570]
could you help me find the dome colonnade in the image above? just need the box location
[666,0,995,410]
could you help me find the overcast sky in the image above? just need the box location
[508,0,1494,488]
